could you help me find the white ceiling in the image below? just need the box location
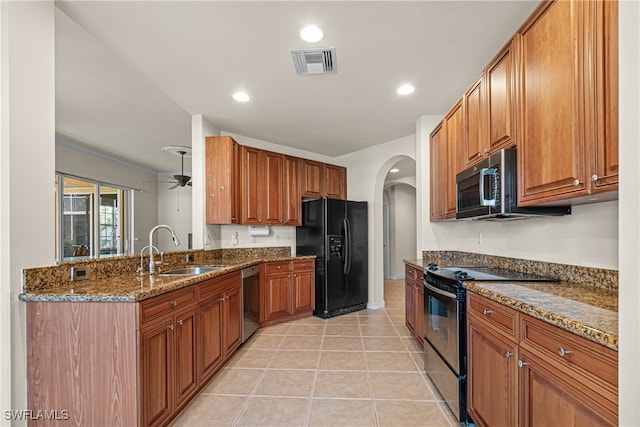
[55,1,539,174]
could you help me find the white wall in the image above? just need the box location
[3,2,56,424]
[618,0,640,423]
[157,181,192,252]
[384,183,417,279]
[55,140,159,255]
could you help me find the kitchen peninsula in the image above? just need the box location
[20,247,315,427]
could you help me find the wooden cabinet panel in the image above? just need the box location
[302,159,324,198]
[486,38,517,154]
[323,164,347,200]
[205,136,239,224]
[141,319,174,427]
[283,156,302,225]
[429,121,447,221]
[445,99,465,217]
[519,349,617,427]
[263,272,292,322]
[292,268,314,314]
[404,264,424,349]
[239,145,263,224]
[464,75,485,167]
[198,296,224,382]
[518,0,589,204]
[467,316,518,427]
[262,151,284,224]
[223,282,243,355]
[467,293,519,339]
[592,0,618,192]
[174,308,198,408]
[140,287,197,326]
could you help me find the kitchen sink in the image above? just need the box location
[160,266,223,276]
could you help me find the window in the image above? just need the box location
[55,174,133,261]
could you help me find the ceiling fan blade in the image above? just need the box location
[168,184,178,190]
[187,181,192,186]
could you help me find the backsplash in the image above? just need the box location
[23,247,291,293]
[422,250,618,290]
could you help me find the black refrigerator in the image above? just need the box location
[296,197,368,318]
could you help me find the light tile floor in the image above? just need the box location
[172,280,458,427]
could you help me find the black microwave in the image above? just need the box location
[456,148,571,220]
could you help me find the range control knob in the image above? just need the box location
[427,263,438,271]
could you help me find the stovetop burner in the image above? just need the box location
[425,263,559,284]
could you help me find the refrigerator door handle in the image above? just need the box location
[343,218,352,275]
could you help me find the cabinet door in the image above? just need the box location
[404,280,417,336]
[240,145,262,224]
[517,0,589,204]
[292,269,314,314]
[174,308,198,408]
[140,320,174,427]
[223,284,243,355]
[592,0,618,192]
[486,38,517,154]
[323,164,347,200]
[283,156,302,226]
[467,316,518,427]
[198,296,224,382]
[262,151,284,224]
[518,350,617,427]
[429,122,447,221]
[205,136,238,224]
[445,99,464,218]
[263,272,293,322]
[464,75,486,167]
[301,159,324,198]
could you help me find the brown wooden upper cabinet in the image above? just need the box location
[464,38,518,169]
[301,159,347,200]
[429,121,448,221]
[206,136,345,224]
[205,136,239,224]
[517,0,618,206]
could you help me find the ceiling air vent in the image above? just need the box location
[290,48,336,76]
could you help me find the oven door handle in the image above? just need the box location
[424,281,457,300]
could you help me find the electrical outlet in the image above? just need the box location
[186,253,194,263]
[477,232,483,245]
[70,266,90,281]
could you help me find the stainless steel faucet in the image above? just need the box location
[148,225,181,273]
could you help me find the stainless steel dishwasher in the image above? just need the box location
[241,265,260,342]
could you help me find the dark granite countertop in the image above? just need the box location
[404,259,618,351]
[19,256,315,303]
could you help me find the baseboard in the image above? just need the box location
[385,274,405,280]
[367,300,385,310]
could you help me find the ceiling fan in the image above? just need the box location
[161,146,192,189]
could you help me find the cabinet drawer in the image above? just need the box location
[467,293,519,339]
[264,261,290,275]
[199,271,241,302]
[520,315,618,392]
[405,265,421,283]
[140,287,197,325]
[292,259,314,271]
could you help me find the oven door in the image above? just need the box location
[423,281,460,374]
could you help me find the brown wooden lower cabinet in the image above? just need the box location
[404,264,424,349]
[467,292,618,427]
[261,260,315,326]
[26,270,244,427]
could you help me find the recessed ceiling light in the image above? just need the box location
[232,91,250,103]
[397,84,415,95]
[300,25,324,43]
[390,168,400,173]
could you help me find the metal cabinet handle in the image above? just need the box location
[177,319,183,326]
[168,324,175,330]
[573,179,581,187]
[558,347,572,357]
[171,300,177,306]
[210,194,215,199]
[505,351,513,358]
[482,309,492,315]
[517,360,528,368]
[591,174,599,182]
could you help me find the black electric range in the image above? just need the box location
[421,264,558,425]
